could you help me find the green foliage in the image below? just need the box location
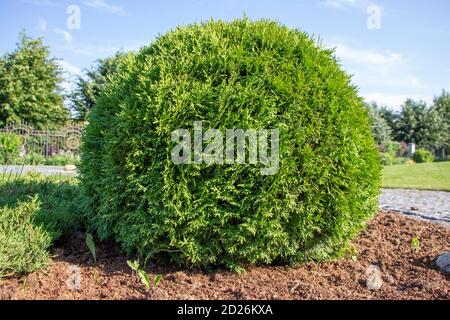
[431,90,449,158]
[0,173,84,241]
[69,51,133,121]
[433,90,450,130]
[380,153,406,166]
[384,141,401,156]
[365,102,392,145]
[21,153,46,165]
[44,154,80,166]
[126,260,161,288]
[345,244,359,261]
[154,274,163,287]
[377,105,396,132]
[382,161,450,191]
[127,260,140,272]
[394,99,427,144]
[0,31,68,129]
[413,148,434,163]
[0,196,52,278]
[0,132,21,164]
[7,153,79,166]
[410,236,420,253]
[86,233,97,264]
[80,18,381,269]
[395,98,447,152]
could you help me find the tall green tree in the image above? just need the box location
[69,51,131,121]
[395,98,447,152]
[433,90,449,127]
[394,99,427,144]
[0,31,68,129]
[365,102,392,145]
[432,90,450,157]
[377,105,397,132]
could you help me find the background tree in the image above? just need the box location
[377,105,397,132]
[433,90,449,128]
[395,98,447,154]
[365,102,392,145]
[431,90,450,157]
[394,99,427,144]
[0,31,68,129]
[69,51,131,121]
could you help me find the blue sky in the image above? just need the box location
[1,0,449,109]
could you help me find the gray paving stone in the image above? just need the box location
[379,188,450,226]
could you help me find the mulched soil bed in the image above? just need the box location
[1,211,449,300]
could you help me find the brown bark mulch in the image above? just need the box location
[0,211,449,300]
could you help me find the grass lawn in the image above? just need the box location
[382,161,450,191]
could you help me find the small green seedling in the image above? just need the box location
[347,244,359,261]
[127,260,140,272]
[138,269,151,288]
[411,236,420,253]
[22,276,29,293]
[154,274,163,287]
[86,233,97,264]
[127,260,162,289]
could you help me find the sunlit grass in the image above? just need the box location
[382,161,450,191]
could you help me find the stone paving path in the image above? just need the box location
[379,188,450,226]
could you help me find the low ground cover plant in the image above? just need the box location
[0,197,52,278]
[0,173,84,242]
[80,18,381,269]
[1,153,80,166]
[0,173,85,277]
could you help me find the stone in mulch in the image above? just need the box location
[436,253,450,273]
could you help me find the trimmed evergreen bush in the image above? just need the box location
[80,18,381,269]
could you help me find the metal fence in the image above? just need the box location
[0,122,83,158]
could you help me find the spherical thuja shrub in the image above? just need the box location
[79,18,381,269]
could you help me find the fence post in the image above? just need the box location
[45,129,49,160]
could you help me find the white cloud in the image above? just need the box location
[363,92,433,109]
[54,29,72,44]
[61,40,142,57]
[21,0,61,6]
[320,0,360,9]
[82,0,126,15]
[37,17,47,31]
[334,44,403,65]
[326,41,429,107]
[56,60,82,94]
[57,60,82,76]
[71,44,123,57]
[331,42,423,89]
[319,0,383,13]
